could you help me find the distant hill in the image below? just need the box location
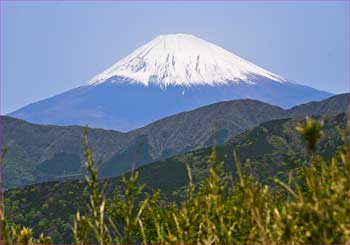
[2,93,348,189]
[4,112,347,243]
[289,92,349,118]
[2,99,286,188]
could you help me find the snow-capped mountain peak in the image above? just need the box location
[11,33,331,132]
[86,33,286,87]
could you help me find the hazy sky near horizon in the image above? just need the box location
[1,1,349,114]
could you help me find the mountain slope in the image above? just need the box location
[9,34,331,131]
[3,94,347,189]
[3,99,286,189]
[4,112,347,243]
[288,92,349,118]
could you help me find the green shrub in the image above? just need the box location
[72,117,350,244]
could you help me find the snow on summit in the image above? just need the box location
[86,33,286,87]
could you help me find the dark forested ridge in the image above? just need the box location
[2,93,349,189]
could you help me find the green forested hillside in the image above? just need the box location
[3,94,348,189]
[2,99,286,189]
[4,113,347,243]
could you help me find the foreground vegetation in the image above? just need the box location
[1,117,350,244]
[3,114,347,243]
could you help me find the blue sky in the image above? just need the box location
[1,1,349,114]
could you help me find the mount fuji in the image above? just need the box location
[10,34,332,131]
